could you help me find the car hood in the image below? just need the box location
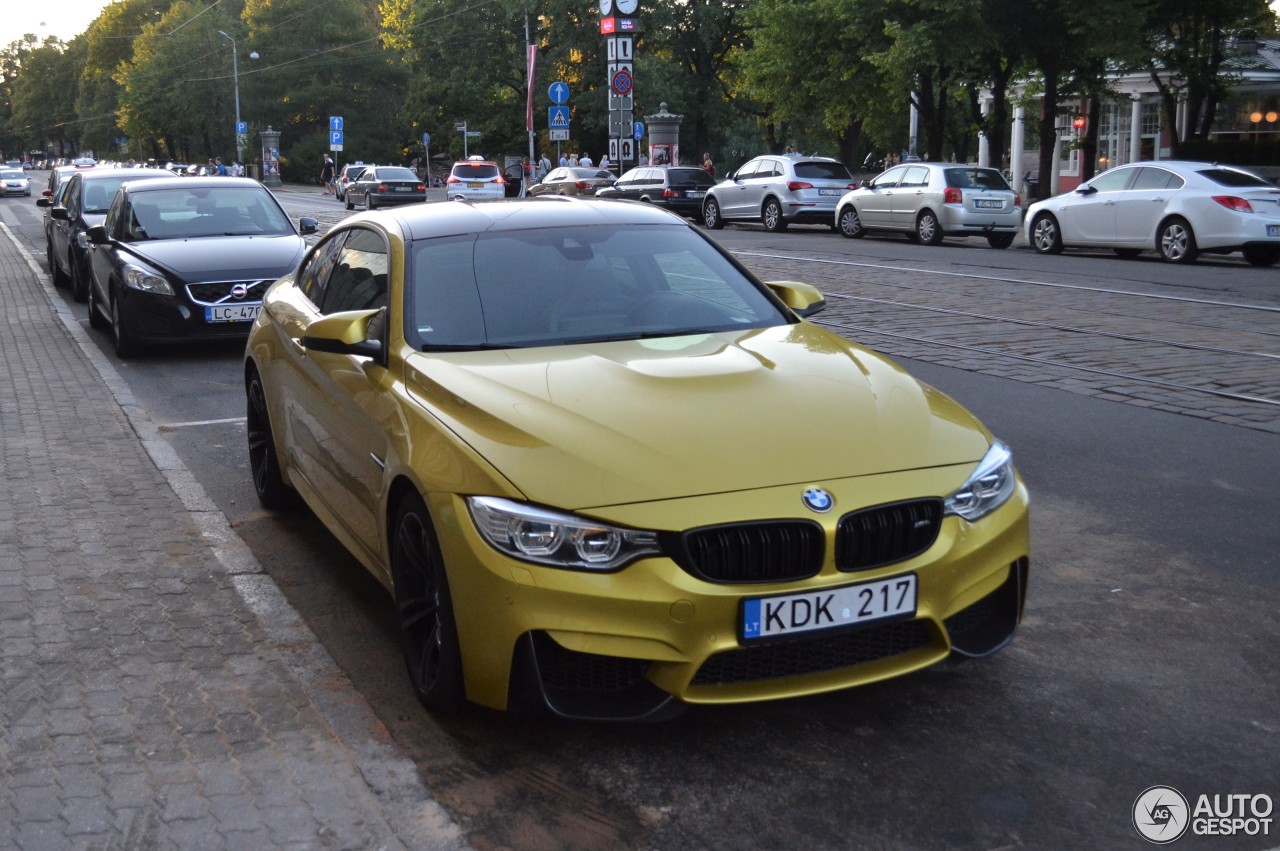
[122,235,305,281]
[404,323,991,509]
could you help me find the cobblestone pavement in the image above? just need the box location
[738,249,1280,434]
[0,223,467,849]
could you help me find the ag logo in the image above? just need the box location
[1133,785,1190,844]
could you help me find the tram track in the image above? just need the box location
[736,248,1280,422]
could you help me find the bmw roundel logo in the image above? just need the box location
[231,283,249,300]
[801,487,834,513]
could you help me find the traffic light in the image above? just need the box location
[1072,115,1086,131]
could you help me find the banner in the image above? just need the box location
[526,44,537,132]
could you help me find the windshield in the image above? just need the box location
[1,170,24,180]
[405,223,789,350]
[124,186,293,240]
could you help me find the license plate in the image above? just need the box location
[206,304,261,323]
[687,191,704,199]
[468,182,483,188]
[741,574,917,642]
[975,199,1002,209]
[1268,225,1280,237]
[819,188,842,196]
[394,186,411,192]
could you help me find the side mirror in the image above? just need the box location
[1075,185,1096,195]
[298,217,318,235]
[765,280,826,318]
[36,197,52,208]
[301,307,387,366]
[86,224,109,245]
[50,207,69,221]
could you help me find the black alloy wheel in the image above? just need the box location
[70,253,89,303]
[86,277,108,330]
[392,496,465,713]
[246,371,300,510]
[110,286,138,358]
[1241,245,1280,267]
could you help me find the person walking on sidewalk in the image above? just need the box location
[321,154,335,194]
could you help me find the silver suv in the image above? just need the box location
[835,163,1022,248]
[702,154,856,232]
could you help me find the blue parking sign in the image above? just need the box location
[330,130,344,146]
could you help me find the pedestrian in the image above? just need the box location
[568,152,579,167]
[559,153,568,167]
[214,157,227,176]
[701,152,714,178]
[522,155,532,184]
[321,154,335,194]
[599,154,609,171]
[539,152,551,178]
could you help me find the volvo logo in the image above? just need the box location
[230,283,249,300]
[801,487,834,513]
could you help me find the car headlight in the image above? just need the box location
[944,440,1017,522]
[467,496,662,572]
[122,262,174,296]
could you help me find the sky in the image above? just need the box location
[11,0,117,44]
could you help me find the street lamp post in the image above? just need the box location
[217,30,258,165]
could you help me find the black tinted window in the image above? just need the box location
[453,164,500,179]
[320,228,390,315]
[1197,168,1272,188]
[794,161,853,180]
[944,168,1010,190]
[376,167,420,181]
[667,168,715,188]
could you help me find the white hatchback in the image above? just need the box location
[1025,160,1280,265]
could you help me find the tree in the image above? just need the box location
[9,37,84,159]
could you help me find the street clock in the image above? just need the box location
[617,0,637,13]
[599,0,613,15]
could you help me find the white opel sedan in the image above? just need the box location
[1025,160,1280,265]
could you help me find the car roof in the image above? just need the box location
[453,160,498,167]
[78,168,158,182]
[122,176,267,193]
[357,196,688,240]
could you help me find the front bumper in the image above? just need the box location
[119,287,261,345]
[429,467,1030,718]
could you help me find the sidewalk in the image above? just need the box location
[0,225,466,848]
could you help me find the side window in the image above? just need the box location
[318,227,390,315]
[734,161,760,180]
[902,166,930,188]
[64,176,82,216]
[1132,168,1183,190]
[105,191,126,238]
[297,232,348,307]
[1087,168,1134,193]
[874,167,907,189]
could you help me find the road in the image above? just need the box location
[3,184,1278,850]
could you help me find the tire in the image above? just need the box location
[916,210,943,245]
[246,370,301,510]
[762,199,788,232]
[987,233,1015,249]
[368,195,378,210]
[49,242,70,288]
[1113,248,1142,258]
[1241,245,1280,267]
[837,205,865,239]
[346,195,355,211]
[86,275,108,330]
[1157,217,1198,264]
[110,287,139,358]
[392,495,465,713]
[70,253,89,303]
[1030,213,1064,255]
[703,198,725,230]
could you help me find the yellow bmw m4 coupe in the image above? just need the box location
[244,197,1029,721]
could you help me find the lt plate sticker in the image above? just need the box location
[741,574,917,641]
